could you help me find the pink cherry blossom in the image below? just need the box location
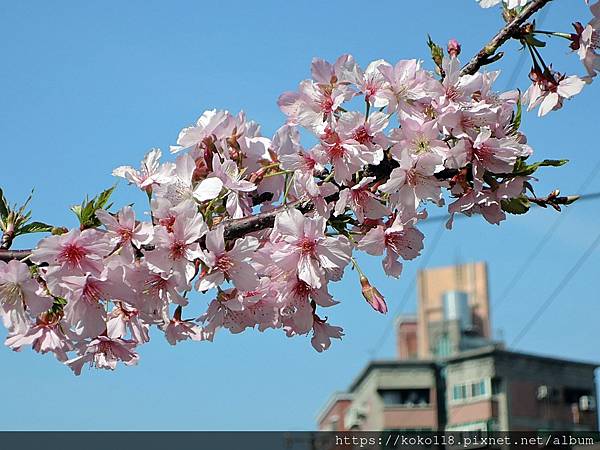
[197,224,259,292]
[112,148,174,192]
[271,208,352,289]
[96,205,152,249]
[145,209,207,282]
[0,260,52,333]
[523,71,586,117]
[334,177,390,222]
[66,336,139,375]
[32,228,112,277]
[107,303,150,344]
[358,214,424,278]
[6,313,74,362]
[311,315,344,353]
[380,151,446,211]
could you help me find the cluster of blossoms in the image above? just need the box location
[0,3,595,375]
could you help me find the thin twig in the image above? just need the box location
[460,0,553,76]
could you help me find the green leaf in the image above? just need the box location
[512,159,569,177]
[70,185,117,229]
[501,196,531,215]
[427,35,444,73]
[0,188,8,220]
[16,221,54,236]
[524,34,547,48]
[510,93,523,134]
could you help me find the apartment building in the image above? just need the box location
[317,263,598,432]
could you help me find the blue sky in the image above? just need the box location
[0,0,598,430]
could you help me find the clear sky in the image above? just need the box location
[0,0,598,431]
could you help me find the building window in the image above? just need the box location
[453,384,467,400]
[471,380,486,398]
[452,379,489,402]
[378,389,430,407]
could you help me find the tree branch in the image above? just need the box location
[460,0,553,76]
[0,0,557,264]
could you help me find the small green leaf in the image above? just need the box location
[513,159,568,177]
[16,221,54,236]
[70,185,117,229]
[427,35,444,73]
[501,196,531,215]
[524,34,547,48]
[0,188,8,219]
[510,94,523,134]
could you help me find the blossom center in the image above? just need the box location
[328,143,346,160]
[413,136,430,154]
[353,126,371,145]
[216,254,235,272]
[58,243,87,266]
[170,240,187,260]
[298,238,317,255]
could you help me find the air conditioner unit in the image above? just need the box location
[537,385,549,400]
[579,396,597,411]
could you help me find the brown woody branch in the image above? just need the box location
[0,0,555,263]
[460,0,553,76]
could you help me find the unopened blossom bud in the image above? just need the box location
[359,275,388,314]
[51,226,69,236]
[447,39,461,57]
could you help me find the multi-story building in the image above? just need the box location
[317,263,598,432]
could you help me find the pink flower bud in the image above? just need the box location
[360,275,388,314]
[447,39,461,57]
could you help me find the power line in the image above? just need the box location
[493,163,600,310]
[422,191,600,226]
[511,228,600,347]
[368,221,446,357]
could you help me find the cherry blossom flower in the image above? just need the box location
[96,205,152,249]
[378,59,439,114]
[66,336,139,375]
[311,315,344,352]
[60,273,115,339]
[389,118,449,162]
[0,260,52,333]
[112,148,174,192]
[197,224,259,292]
[347,59,391,107]
[380,151,446,211]
[271,208,352,289]
[107,303,150,344]
[572,16,600,78]
[470,128,531,186]
[154,153,223,206]
[145,209,207,282]
[210,154,256,219]
[163,306,206,345]
[358,214,424,278]
[334,177,390,222]
[523,70,586,116]
[6,312,74,362]
[313,126,383,184]
[32,228,112,277]
[170,109,234,154]
[337,111,390,151]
